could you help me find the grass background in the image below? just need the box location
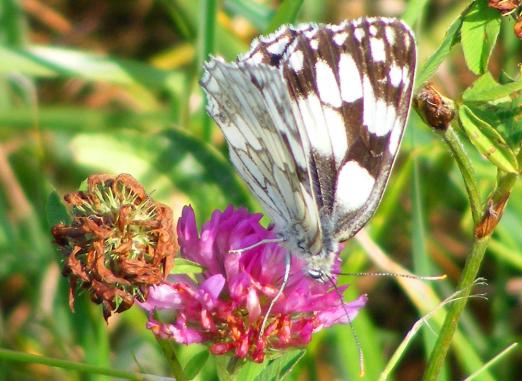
[0,0,521,380]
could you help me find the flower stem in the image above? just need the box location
[422,172,518,381]
[157,339,186,381]
[439,126,482,224]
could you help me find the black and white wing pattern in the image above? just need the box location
[201,17,416,279]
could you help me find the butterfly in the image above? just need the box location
[201,17,416,283]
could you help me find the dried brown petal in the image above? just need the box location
[474,194,510,238]
[51,173,177,321]
[414,83,455,132]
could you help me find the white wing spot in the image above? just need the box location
[370,37,386,62]
[310,38,319,50]
[385,27,396,45]
[333,32,348,46]
[335,161,375,212]
[369,25,378,36]
[267,36,290,55]
[354,28,365,41]
[323,107,348,166]
[289,50,304,72]
[305,29,317,39]
[316,60,342,107]
[339,53,362,102]
[248,52,264,65]
[389,120,403,155]
[402,66,411,87]
[389,63,402,87]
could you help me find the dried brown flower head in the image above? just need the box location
[52,174,176,320]
[414,83,455,132]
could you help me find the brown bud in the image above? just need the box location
[515,17,522,39]
[488,0,520,15]
[414,83,455,132]
[52,174,177,321]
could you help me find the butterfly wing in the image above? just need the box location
[201,56,324,256]
[279,18,416,242]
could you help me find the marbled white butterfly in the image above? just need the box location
[201,17,416,283]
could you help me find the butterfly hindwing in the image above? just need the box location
[201,58,324,255]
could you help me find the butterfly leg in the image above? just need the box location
[228,237,284,254]
[259,250,291,338]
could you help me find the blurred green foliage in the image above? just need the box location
[0,0,521,380]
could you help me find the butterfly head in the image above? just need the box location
[305,247,338,283]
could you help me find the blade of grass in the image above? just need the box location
[225,0,273,30]
[463,343,518,381]
[410,126,449,380]
[0,0,26,46]
[0,46,184,93]
[265,0,304,33]
[198,0,217,142]
[0,348,171,381]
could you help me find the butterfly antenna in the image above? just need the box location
[326,274,365,377]
[334,271,447,281]
[259,250,291,338]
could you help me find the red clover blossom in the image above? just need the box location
[140,205,367,362]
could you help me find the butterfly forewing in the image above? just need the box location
[202,17,416,273]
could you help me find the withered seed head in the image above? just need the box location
[414,83,455,132]
[52,174,176,321]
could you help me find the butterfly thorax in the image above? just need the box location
[277,219,338,282]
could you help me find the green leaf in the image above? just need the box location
[463,72,522,102]
[254,350,305,381]
[461,0,501,75]
[458,104,519,173]
[265,0,304,33]
[46,191,70,228]
[415,13,463,89]
[183,350,209,380]
[0,46,184,93]
[171,258,204,275]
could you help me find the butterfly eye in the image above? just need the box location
[307,269,325,281]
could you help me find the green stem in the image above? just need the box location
[157,339,186,381]
[0,348,164,381]
[422,235,490,381]
[440,126,482,224]
[422,173,518,381]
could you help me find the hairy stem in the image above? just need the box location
[440,126,482,224]
[423,172,517,381]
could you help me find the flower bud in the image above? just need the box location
[414,83,455,132]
